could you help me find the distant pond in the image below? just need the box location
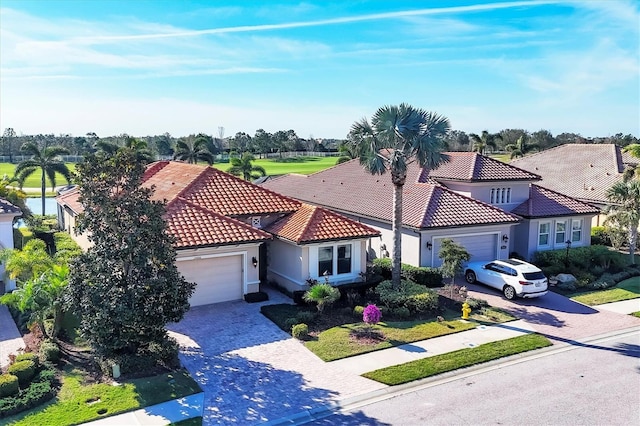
[25,197,58,216]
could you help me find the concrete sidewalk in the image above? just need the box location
[0,304,25,368]
[330,319,536,375]
[594,298,640,314]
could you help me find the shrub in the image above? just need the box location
[40,340,60,363]
[284,317,299,330]
[591,226,610,246]
[0,378,55,418]
[292,290,307,306]
[371,258,443,287]
[353,305,365,317]
[291,323,308,340]
[303,283,341,312]
[244,291,269,303]
[465,297,489,310]
[392,306,411,319]
[15,353,40,368]
[7,360,36,387]
[296,311,316,324]
[0,374,19,398]
[363,304,382,325]
[376,280,439,315]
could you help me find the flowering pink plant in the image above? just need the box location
[363,304,382,325]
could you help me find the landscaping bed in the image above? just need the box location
[568,277,640,306]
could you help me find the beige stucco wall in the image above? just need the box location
[516,215,594,261]
[443,181,532,213]
[267,238,305,292]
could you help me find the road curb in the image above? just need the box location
[266,325,640,425]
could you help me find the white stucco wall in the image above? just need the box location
[443,181,532,213]
[0,213,19,292]
[267,239,305,292]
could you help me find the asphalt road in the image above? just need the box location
[307,330,640,426]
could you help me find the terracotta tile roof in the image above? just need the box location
[512,185,600,218]
[262,159,520,229]
[58,161,377,247]
[56,187,83,213]
[418,152,540,182]
[510,144,635,204]
[0,198,21,214]
[165,199,272,248]
[266,203,380,244]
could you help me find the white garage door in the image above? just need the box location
[432,234,498,267]
[179,255,243,306]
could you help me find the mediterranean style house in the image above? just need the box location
[261,152,600,268]
[510,143,639,226]
[56,161,379,305]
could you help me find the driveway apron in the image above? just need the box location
[167,289,385,425]
[464,282,640,342]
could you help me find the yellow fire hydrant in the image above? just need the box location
[462,302,471,320]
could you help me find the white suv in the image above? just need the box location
[464,259,548,300]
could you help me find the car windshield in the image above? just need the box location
[523,271,546,280]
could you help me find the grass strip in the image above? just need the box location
[362,333,551,385]
[570,277,640,306]
[305,320,476,361]
[5,366,201,426]
[631,312,640,318]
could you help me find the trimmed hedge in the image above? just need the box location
[15,353,40,368]
[292,323,308,340]
[372,258,443,287]
[7,360,36,387]
[40,340,61,363]
[0,363,58,418]
[0,374,19,398]
[376,280,439,315]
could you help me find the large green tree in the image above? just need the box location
[505,134,539,159]
[227,152,266,180]
[352,103,450,288]
[96,135,154,164]
[14,142,72,215]
[65,150,195,373]
[623,143,640,180]
[605,179,640,264]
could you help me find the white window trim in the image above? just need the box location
[309,242,360,282]
[555,221,567,245]
[571,219,583,243]
[538,222,551,247]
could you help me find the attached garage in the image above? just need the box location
[178,254,244,306]
[432,233,499,267]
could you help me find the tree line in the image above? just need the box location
[2,127,638,163]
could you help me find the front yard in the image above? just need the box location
[569,277,640,306]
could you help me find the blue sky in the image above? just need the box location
[1,0,638,139]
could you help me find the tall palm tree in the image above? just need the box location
[469,130,502,155]
[227,152,266,180]
[505,135,539,159]
[15,142,71,215]
[96,136,154,164]
[173,137,214,165]
[352,103,450,288]
[605,179,640,264]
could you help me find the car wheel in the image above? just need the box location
[465,270,476,284]
[503,285,516,300]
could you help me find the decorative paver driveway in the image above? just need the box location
[167,289,385,425]
[464,282,640,341]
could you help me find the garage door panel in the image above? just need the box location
[179,255,243,306]
[432,234,498,267]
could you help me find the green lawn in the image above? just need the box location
[4,366,201,426]
[632,312,640,318]
[305,319,477,361]
[213,156,339,176]
[362,333,552,385]
[0,163,76,190]
[570,277,640,306]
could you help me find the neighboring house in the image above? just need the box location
[0,198,22,293]
[510,144,639,226]
[56,161,379,305]
[261,152,599,267]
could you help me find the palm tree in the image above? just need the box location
[173,137,215,165]
[352,103,450,288]
[605,179,640,264]
[623,144,640,181]
[469,130,502,155]
[227,152,266,180]
[96,136,154,164]
[505,135,539,159]
[15,142,71,215]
